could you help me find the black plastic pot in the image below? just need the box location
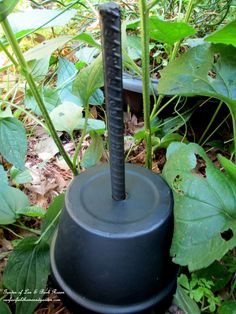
[123,73,158,115]
[50,164,177,314]
[50,3,177,313]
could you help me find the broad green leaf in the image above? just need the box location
[219,301,236,314]
[205,20,236,48]
[25,87,60,116]
[77,118,106,132]
[149,17,196,45]
[8,9,77,33]
[24,36,72,61]
[127,35,141,60]
[173,285,200,314]
[16,206,46,218]
[218,154,236,182]
[56,57,82,105]
[27,57,50,81]
[74,32,101,49]
[0,117,27,170]
[0,165,8,186]
[49,101,83,134]
[0,300,11,314]
[157,43,236,118]
[0,185,29,224]
[10,166,32,185]
[89,89,104,106]
[75,47,99,65]
[163,142,236,271]
[3,237,50,314]
[73,54,104,106]
[81,134,103,168]
[57,57,77,89]
[0,0,19,22]
[41,194,65,244]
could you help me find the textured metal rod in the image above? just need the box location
[99,3,126,201]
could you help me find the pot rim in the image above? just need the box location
[123,72,158,95]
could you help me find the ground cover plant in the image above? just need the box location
[0,0,236,313]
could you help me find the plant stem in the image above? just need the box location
[170,0,195,62]
[139,0,152,169]
[0,41,18,67]
[73,103,90,172]
[198,101,223,145]
[12,223,41,235]
[1,18,77,175]
[147,0,159,11]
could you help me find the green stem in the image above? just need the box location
[139,0,152,169]
[202,113,230,147]
[1,18,77,176]
[151,95,178,119]
[0,41,18,67]
[198,101,223,145]
[12,223,41,235]
[73,103,90,172]
[170,0,195,62]
[147,0,159,11]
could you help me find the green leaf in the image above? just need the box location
[0,0,19,22]
[24,36,72,61]
[173,285,201,314]
[163,142,236,271]
[41,194,65,244]
[157,43,236,117]
[3,237,50,314]
[0,165,8,186]
[25,87,60,116]
[49,101,83,134]
[8,9,77,33]
[178,274,190,290]
[57,57,77,89]
[73,54,104,106]
[149,17,196,45]
[81,134,103,168]
[75,47,99,65]
[196,261,232,291]
[16,206,46,218]
[127,35,141,60]
[74,32,101,49]
[218,154,236,183]
[0,300,11,314]
[0,117,27,170]
[10,167,32,185]
[89,89,104,106]
[0,185,29,224]
[205,20,236,48]
[219,301,236,314]
[77,118,106,132]
[27,57,50,81]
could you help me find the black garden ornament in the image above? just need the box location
[50,3,177,313]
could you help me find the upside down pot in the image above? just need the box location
[50,3,177,313]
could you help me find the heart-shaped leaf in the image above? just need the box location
[3,237,50,314]
[149,16,196,45]
[49,101,83,134]
[205,20,236,48]
[157,43,236,117]
[163,142,236,271]
[0,185,29,225]
[0,117,27,170]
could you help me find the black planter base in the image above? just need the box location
[50,266,177,314]
[50,164,177,314]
